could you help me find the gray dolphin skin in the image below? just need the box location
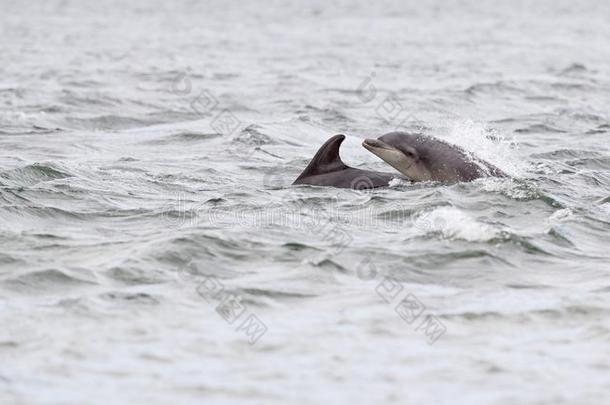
[293,134,397,189]
[363,132,507,182]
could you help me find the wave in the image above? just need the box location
[0,163,72,187]
[142,131,224,145]
[1,269,96,293]
[65,115,162,130]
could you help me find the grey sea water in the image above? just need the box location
[1,0,610,403]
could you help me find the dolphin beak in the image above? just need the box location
[362,138,396,152]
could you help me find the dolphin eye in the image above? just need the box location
[402,148,417,159]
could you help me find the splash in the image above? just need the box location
[442,119,526,177]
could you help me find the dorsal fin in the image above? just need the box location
[294,134,349,183]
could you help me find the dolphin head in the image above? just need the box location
[362,133,432,181]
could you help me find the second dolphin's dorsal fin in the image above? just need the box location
[294,135,349,182]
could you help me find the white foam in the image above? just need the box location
[549,208,573,222]
[388,177,408,187]
[480,177,537,200]
[414,206,499,242]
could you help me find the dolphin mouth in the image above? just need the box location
[362,138,397,152]
[363,138,416,175]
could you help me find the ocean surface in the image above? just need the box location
[1,0,610,403]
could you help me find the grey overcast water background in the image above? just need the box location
[2,0,610,404]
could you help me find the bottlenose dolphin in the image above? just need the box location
[363,132,506,182]
[293,134,397,189]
